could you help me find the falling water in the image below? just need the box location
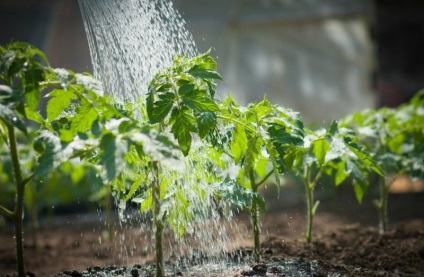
[78,0,197,102]
[78,0,245,273]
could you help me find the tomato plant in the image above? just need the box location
[215,96,303,262]
[0,42,181,277]
[341,92,424,234]
[272,120,382,242]
[142,51,222,276]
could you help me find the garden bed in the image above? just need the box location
[1,190,423,277]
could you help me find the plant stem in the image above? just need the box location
[8,125,26,277]
[377,175,395,235]
[256,170,274,188]
[303,166,323,243]
[0,204,13,218]
[249,168,261,262]
[305,179,314,244]
[217,115,258,135]
[152,161,164,277]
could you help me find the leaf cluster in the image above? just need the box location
[341,91,424,179]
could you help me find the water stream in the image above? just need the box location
[78,0,197,102]
[78,0,243,271]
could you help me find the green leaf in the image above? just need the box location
[47,89,76,122]
[196,112,217,139]
[312,138,330,165]
[188,65,222,80]
[181,89,220,112]
[170,107,196,156]
[149,92,175,124]
[243,136,259,171]
[25,88,40,111]
[230,125,248,164]
[33,131,64,178]
[71,105,98,133]
[129,128,182,171]
[335,160,349,186]
[353,179,367,203]
[329,120,338,135]
[126,178,143,201]
[0,104,27,135]
[24,107,44,125]
[99,133,128,183]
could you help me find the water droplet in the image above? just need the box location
[12,117,17,122]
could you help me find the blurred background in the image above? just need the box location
[1,0,423,123]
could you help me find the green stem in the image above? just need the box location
[20,174,34,188]
[305,179,314,244]
[249,168,261,262]
[256,170,274,188]
[377,175,397,235]
[152,162,164,277]
[8,125,26,277]
[217,114,259,135]
[303,165,323,243]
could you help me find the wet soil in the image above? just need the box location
[1,187,424,276]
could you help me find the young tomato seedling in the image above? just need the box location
[272,120,382,243]
[341,92,424,234]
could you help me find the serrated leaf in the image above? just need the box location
[170,107,196,156]
[71,105,98,133]
[47,89,76,122]
[149,92,175,124]
[188,65,222,80]
[181,89,219,112]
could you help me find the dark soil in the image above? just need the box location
[1,185,424,276]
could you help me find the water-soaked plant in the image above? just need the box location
[272,120,382,243]
[0,42,181,277]
[141,51,222,276]
[215,96,302,262]
[341,92,424,234]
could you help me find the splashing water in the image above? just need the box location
[78,0,246,272]
[78,0,197,102]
